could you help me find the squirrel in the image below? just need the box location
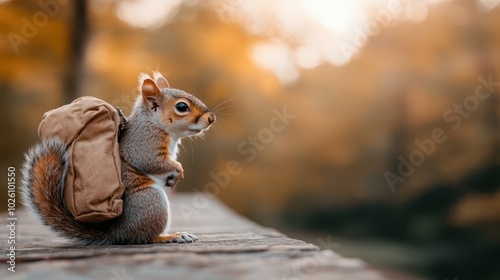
[20,72,216,245]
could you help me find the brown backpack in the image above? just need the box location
[38,96,126,223]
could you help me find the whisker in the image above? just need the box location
[179,141,187,155]
[214,112,235,117]
[213,122,225,132]
[189,138,194,162]
[211,98,234,111]
[215,116,227,122]
[192,133,203,141]
[211,124,223,140]
[213,104,237,112]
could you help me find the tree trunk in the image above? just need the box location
[64,0,88,104]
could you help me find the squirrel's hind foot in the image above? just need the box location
[152,232,199,243]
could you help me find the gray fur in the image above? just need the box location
[120,97,174,174]
[20,74,211,245]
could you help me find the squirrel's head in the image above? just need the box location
[136,72,215,139]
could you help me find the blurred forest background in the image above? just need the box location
[1,0,500,279]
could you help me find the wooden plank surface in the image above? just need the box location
[0,194,414,280]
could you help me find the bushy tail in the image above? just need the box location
[21,137,106,244]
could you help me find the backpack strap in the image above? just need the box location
[115,106,128,140]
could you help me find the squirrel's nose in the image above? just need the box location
[208,112,216,124]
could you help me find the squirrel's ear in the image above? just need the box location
[156,76,170,89]
[141,78,163,111]
[153,71,170,89]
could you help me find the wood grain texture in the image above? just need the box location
[0,194,415,280]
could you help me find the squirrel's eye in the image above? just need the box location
[175,102,189,113]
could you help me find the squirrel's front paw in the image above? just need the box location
[165,161,184,188]
[152,232,199,243]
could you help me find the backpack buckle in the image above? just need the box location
[116,106,128,139]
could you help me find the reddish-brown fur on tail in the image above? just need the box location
[21,137,106,244]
